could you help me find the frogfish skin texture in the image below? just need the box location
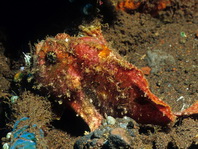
[34,25,176,131]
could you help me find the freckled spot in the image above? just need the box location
[98,47,111,59]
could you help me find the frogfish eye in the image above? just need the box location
[45,51,57,64]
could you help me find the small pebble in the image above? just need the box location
[6,132,12,139]
[2,143,9,149]
[91,129,104,139]
[119,123,128,129]
[106,116,116,125]
[10,96,19,104]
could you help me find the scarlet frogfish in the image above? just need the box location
[33,25,196,131]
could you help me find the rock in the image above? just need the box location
[74,117,139,149]
[91,129,105,139]
[117,116,137,129]
[74,133,93,149]
[107,128,132,148]
[146,50,175,73]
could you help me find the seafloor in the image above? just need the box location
[0,0,197,148]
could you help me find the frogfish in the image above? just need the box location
[33,25,197,131]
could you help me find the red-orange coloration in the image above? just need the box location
[175,101,198,116]
[116,0,141,11]
[34,25,196,131]
[157,0,171,10]
[141,67,151,75]
[115,0,171,14]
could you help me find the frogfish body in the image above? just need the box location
[34,25,177,131]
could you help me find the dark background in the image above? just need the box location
[0,0,98,58]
